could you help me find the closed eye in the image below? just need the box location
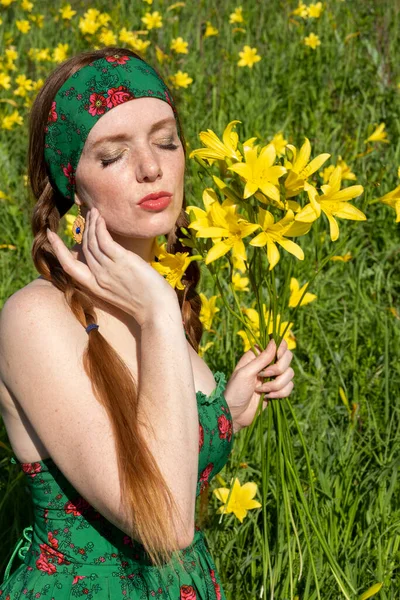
[100,143,179,168]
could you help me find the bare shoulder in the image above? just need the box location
[0,277,82,386]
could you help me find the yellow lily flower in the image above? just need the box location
[228,142,287,201]
[376,184,400,223]
[213,477,261,523]
[150,240,202,290]
[359,582,383,600]
[285,138,330,197]
[189,120,242,166]
[199,292,220,331]
[288,277,317,307]
[270,132,288,157]
[188,196,261,266]
[364,122,389,144]
[321,156,356,183]
[249,208,312,270]
[232,272,250,292]
[237,307,296,351]
[295,168,366,241]
[330,252,352,262]
[198,340,214,358]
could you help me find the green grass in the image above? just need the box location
[1,0,400,597]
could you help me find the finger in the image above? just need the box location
[47,228,96,288]
[95,212,119,263]
[260,349,293,377]
[277,338,288,359]
[265,380,294,399]
[88,209,104,265]
[258,367,294,393]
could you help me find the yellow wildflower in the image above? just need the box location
[35,48,52,61]
[238,307,296,351]
[292,1,308,17]
[150,240,202,290]
[213,477,261,523]
[199,293,220,331]
[29,14,44,28]
[142,0,152,3]
[13,74,34,96]
[359,583,383,600]
[237,45,261,68]
[330,252,352,262]
[170,37,189,54]
[270,132,288,157]
[59,4,76,19]
[98,29,117,46]
[364,122,389,144]
[321,157,356,183]
[16,19,31,33]
[52,43,69,63]
[204,21,218,37]
[229,6,244,24]
[169,70,193,88]
[288,277,317,307]
[285,137,330,197]
[21,0,33,11]
[304,32,321,49]
[155,45,169,64]
[98,13,111,27]
[0,73,11,90]
[141,11,162,30]
[0,0,16,5]
[295,169,365,241]
[228,142,286,201]
[249,208,311,270]
[376,184,400,223]
[189,120,243,165]
[187,190,260,266]
[5,47,18,63]
[307,2,323,18]
[232,272,250,292]
[2,109,23,129]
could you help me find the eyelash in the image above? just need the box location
[100,143,179,168]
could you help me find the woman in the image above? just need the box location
[0,47,294,598]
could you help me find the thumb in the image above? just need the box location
[248,339,276,375]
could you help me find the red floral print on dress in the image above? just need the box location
[209,569,222,600]
[199,463,214,493]
[218,413,233,443]
[199,423,204,452]
[88,93,108,116]
[48,101,57,123]
[105,54,130,65]
[21,462,42,478]
[180,585,197,599]
[72,575,86,585]
[64,496,92,517]
[106,85,134,108]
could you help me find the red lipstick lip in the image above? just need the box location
[138,191,173,205]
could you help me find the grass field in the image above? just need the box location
[0,0,400,598]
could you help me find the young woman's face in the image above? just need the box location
[75,97,185,240]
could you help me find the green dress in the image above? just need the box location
[0,371,234,600]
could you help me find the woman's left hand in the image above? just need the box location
[224,338,294,433]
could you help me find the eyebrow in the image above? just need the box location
[89,117,177,151]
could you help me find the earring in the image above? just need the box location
[72,204,85,244]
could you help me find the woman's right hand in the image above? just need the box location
[46,206,179,328]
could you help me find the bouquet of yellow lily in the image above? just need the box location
[163,120,366,599]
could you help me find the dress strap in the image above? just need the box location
[1,525,33,585]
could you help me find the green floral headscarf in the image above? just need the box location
[44,53,180,218]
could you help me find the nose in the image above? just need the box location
[135,145,162,183]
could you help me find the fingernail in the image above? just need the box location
[46,228,52,238]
